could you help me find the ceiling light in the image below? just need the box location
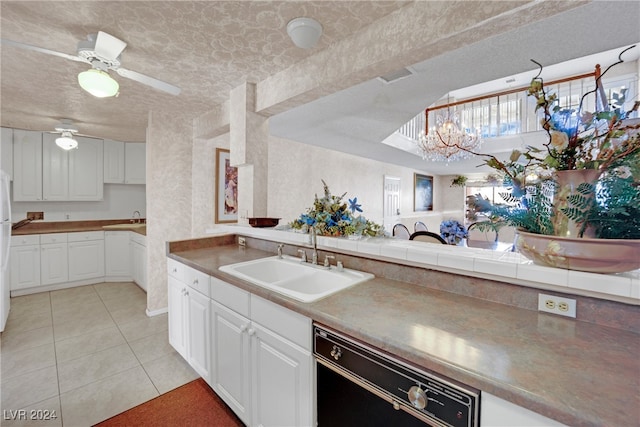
[416,101,482,162]
[56,131,78,150]
[287,17,323,49]
[77,69,119,98]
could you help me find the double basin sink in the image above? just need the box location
[219,255,374,302]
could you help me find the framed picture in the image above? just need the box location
[414,173,433,212]
[215,148,238,223]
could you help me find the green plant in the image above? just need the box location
[451,175,467,187]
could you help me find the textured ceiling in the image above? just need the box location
[0,1,409,141]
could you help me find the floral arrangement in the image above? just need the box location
[459,47,640,239]
[290,180,385,237]
[439,220,468,244]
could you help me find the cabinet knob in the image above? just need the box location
[247,328,256,336]
[193,279,198,285]
[172,268,177,273]
[240,325,248,333]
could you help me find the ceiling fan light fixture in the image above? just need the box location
[287,17,323,49]
[55,131,78,150]
[78,68,119,98]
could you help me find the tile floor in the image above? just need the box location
[0,282,198,426]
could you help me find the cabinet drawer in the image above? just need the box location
[40,233,68,244]
[211,276,250,317]
[250,294,311,350]
[11,234,40,247]
[167,258,185,282]
[185,266,210,297]
[130,233,146,246]
[68,231,104,242]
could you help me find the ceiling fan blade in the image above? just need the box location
[1,38,88,63]
[94,31,127,61]
[115,67,181,96]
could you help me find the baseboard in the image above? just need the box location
[146,306,168,317]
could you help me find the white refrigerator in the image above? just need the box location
[1,171,10,332]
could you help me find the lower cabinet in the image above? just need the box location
[10,236,41,290]
[40,234,68,285]
[131,234,147,291]
[105,231,130,279]
[68,232,105,282]
[167,259,211,383]
[210,276,313,427]
[167,257,314,427]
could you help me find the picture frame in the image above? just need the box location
[215,148,238,223]
[414,173,433,212]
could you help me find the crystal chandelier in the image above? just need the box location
[416,108,482,162]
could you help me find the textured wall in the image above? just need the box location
[266,135,461,233]
[146,110,193,312]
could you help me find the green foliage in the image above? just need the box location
[562,173,640,239]
[450,175,468,187]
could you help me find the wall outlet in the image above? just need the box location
[26,211,44,220]
[538,293,576,318]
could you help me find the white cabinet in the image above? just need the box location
[210,277,313,427]
[124,143,145,184]
[42,133,69,201]
[105,231,130,279]
[10,235,41,290]
[481,392,567,426]
[40,233,68,285]
[12,130,43,201]
[1,127,13,178]
[167,258,211,383]
[69,136,104,200]
[68,231,105,281]
[130,233,146,290]
[103,139,125,184]
[13,131,103,201]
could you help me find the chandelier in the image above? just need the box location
[416,108,482,162]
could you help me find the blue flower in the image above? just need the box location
[348,197,362,213]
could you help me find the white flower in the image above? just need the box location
[549,131,569,151]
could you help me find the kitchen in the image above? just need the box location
[2,1,640,426]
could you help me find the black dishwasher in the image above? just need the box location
[314,324,480,427]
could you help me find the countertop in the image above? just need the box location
[11,219,146,236]
[169,243,640,427]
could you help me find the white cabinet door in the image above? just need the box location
[251,323,313,427]
[10,245,40,290]
[12,130,42,201]
[131,240,146,290]
[211,301,251,426]
[68,239,105,281]
[168,275,187,358]
[40,242,68,285]
[1,127,13,178]
[187,287,211,384]
[103,139,125,184]
[42,133,69,201]
[125,143,145,184]
[69,136,103,200]
[105,231,130,279]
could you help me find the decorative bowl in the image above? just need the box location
[516,229,640,273]
[248,217,280,228]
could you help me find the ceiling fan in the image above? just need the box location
[1,31,181,97]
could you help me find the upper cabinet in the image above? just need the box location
[12,130,43,201]
[103,140,145,184]
[125,142,145,184]
[1,127,13,178]
[13,130,104,201]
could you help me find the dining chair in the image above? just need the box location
[392,223,411,240]
[409,231,447,244]
[414,221,428,232]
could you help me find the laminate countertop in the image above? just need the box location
[11,220,146,236]
[168,243,639,427]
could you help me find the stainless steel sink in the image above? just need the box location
[219,255,374,302]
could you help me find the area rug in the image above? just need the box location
[94,378,244,427]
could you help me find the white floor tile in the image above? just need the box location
[0,365,59,411]
[1,342,56,382]
[128,330,175,364]
[1,325,54,354]
[54,325,126,364]
[0,396,62,427]
[59,366,159,427]
[117,313,168,342]
[142,352,198,394]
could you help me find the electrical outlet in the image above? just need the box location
[538,293,576,318]
[26,211,44,220]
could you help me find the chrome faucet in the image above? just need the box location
[310,227,318,265]
[132,210,141,224]
[277,244,284,259]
